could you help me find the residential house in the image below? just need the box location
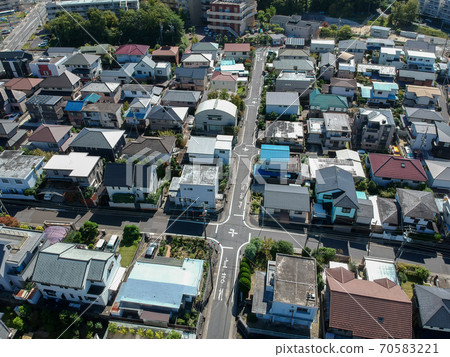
[358,109,396,151]
[32,243,121,306]
[27,124,73,152]
[318,52,336,81]
[432,122,450,159]
[414,285,450,338]
[275,71,315,96]
[361,82,399,106]
[271,15,319,42]
[371,26,391,38]
[147,105,189,132]
[151,46,179,65]
[0,120,27,149]
[25,95,65,124]
[181,53,212,69]
[121,84,163,100]
[285,37,305,49]
[404,85,441,108]
[81,102,123,128]
[123,97,152,129]
[272,59,315,75]
[408,122,437,151]
[0,51,33,78]
[121,135,176,162]
[338,40,366,63]
[252,254,317,334]
[63,53,102,82]
[404,107,444,124]
[375,196,400,231]
[153,62,172,81]
[355,191,374,226]
[79,44,113,57]
[219,60,247,76]
[325,266,412,339]
[322,112,351,151]
[3,88,26,114]
[46,47,79,58]
[169,164,219,209]
[3,78,43,112]
[64,93,100,127]
[262,185,311,225]
[46,0,140,19]
[44,152,103,188]
[405,50,436,72]
[266,92,300,116]
[368,153,427,187]
[223,43,251,61]
[69,128,126,161]
[211,71,238,92]
[160,90,201,110]
[308,150,365,181]
[0,314,13,339]
[38,70,82,100]
[0,227,45,291]
[397,69,436,87]
[357,64,396,82]
[315,166,359,224]
[112,258,203,321]
[99,63,137,84]
[262,121,304,149]
[396,188,438,234]
[336,52,356,78]
[194,98,238,134]
[366,39,395,50]
[328,78,357,99]
[191,42,219,60]
[0,150,44,195]
[278,48,310,60]
[114,44,150,63]
[308,89,348,114]
[375,47,403,69]
[310,39,335,54]
[29,56,67,78]
[187,135,233,165]
[207,0,257,37]
[425,159,450,190]
[132,56,156,81]
[269,34,286,46]
[404,39,436,53]
[80,81,121,103]
[174,67,208,91]
[103,163,160,204]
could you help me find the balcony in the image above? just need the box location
[207,17,245,25]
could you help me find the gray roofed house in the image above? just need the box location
[122,135,176,160]
[278,48,310,59]
[396,188,438,222]
[376,197,399,227]
[424,159,450,190]
[285,37,305,48]
[319,52,336,68]
[272,59,315,74]
[356,197,374,225]
[414,285,450,334]
[0,120,27,149]
[63,53,100,66]
[191,42,219,52]
[405,107,444,123]
[81,81,120,93]
[338,39,367,51]
[31,243,121,306]
[82,102,122,113]
[147,105,189,132]
[404,40,436,54]
[433,122,450,159]
[0,314,13,339]
[161,90,201,109]
[435,122,450,142]
[266,91,300,107]
[263,120,304,148]
[46,47,78,57]
[69,128,125,161]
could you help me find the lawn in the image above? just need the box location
[400,281,415,299]
[119,243,139,267]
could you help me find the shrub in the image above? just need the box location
[302,247,311,257]
[12,317,24,331]
[240,271,251,281]
[108,323,118,333]
[145,329,154,339]
[137,328,145,337]
[122,225,141,246]
[244,243,257,261]
[238,277,251,296]
[35,226,44,231]
[270,240,294,259]
[240,266,251,275]
[398,271,407,284]
[79,221,98,244]
[95,322,103,330]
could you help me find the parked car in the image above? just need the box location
[145,242,158,258]
[43,193,53,201]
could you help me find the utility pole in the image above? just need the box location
[77,186,89,210]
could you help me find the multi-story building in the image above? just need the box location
[405,50,436,72]
[376,47,403,68]
[419,0,450,24]
[46,0,140,20]
[81,102,123,128]
[323,112,351,151]
[0,0,20,12]
[358,109,396,151]
[25,95,66,124]
[0,51,33,78]
[63,53,102,82]
[207,0,257,37]
[29,56,67,78]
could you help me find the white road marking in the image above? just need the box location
[238,201,242,209]
[222,246,234,250]
[217,288,224,301]
[233,214,244,217]
[243,147,249,152]
[223,257,228,269]
[215,225,219,234]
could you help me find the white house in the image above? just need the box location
[32,243,122,306]
[121,84,163,100]
[44,152,103,188]
[408,122,437,151]
[329,77,357,98]
[252,254,318,330]
[99,63,136,84]
[194,99,238,134]
[29,56,67,78]
[187,135,233,165]
[370,26,390,38]
[191,42,219,60]
[169,165,219,209]
[266,92,300,116]
[310,39,335,53]
[405,50,436,72]
[0,227,45,291]
[425,159,450,190]
[0,150,44,196]
[132,56,156,80]
[377,47,403,69]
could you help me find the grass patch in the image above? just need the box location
[112,193,135,203]
[251,192,262,214]
[415,25,448,39]
[119,243,138,267]
[400,280,415,299]
[237,86,247,98]
[22,43,30,50]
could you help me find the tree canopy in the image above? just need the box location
[389,0,419,29]
[122,225,141,246]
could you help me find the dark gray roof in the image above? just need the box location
[264,184,310,212]
[161,90,201,103]
[103,163,156,189]
[273,59,315,71]
[266,91,300,107]
[122,136,176,157]
[396,188,438,220]
[338,39,367,50]
[32,243,113,289]
[70,128,125,150]
[0,315,11,339]
[26,94,62,106]
[82,102,122,113]
[63,53,100,66]
[377,197,399,225]
[316,166,359,209]
[357,199,374,219]
[174,67,208,80]
[404,40,436,54]
[319,52,336,67]
[0,120,17,136]
[148,105,188,123]
[0,51,32,60]
[414,285,450,329]
[435,122,450,143]
[405,107,444,122]
[40,71,80,89]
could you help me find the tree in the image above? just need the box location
[336,25,353,41]
[270,240,294,259]
[0,215,20,227]
[219,88,230,100]
[244,243,258,261]
[145,329,154,338]
[389,0,419,29]
[367,180,378,195]
[250,237,263,251]
[122,225,141,246]
[18,305,32,322]
[12,317,24,331]
[208,90,219,100]
[238,277,251,296]
[79,221,98,244]
[356,180,367,191]
[108,323,118,333]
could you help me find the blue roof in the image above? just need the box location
[261,144,290,161]
[373,82,398,91]
[220,59,235,66]
[64,101,84,112]
[83,93,101,103]
[115,259,204,310]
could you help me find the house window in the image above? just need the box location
[44,289,57,296]
[2,179,8,183]
[296,307,308,313]
[204,201,209,204]
[323,194,332,200]
[342,208,351,214]
[207,189,213,192]
[294,211,302,214]
[15,179,22,184]
[378,317,384,323]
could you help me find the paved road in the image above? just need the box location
[0,3,47,51]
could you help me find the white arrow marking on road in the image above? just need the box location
[228,228,238,237]
[238,201,242,209]
[223,257,228,269]
[217,288,224,301]
[243,147,249,152]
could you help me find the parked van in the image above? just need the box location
[95,239,106,250]
[106,235,119,251]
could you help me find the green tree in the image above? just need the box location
[18,305,32,322]
[270,240,294,259]
[244,243,258,261]
[219,89,230,100]
[79,221,98,244]
[12,317,24,331]
[238,277,251,296]
[336,25,353,41]
[367,180,378,195]
[389,0,419,29]
[208,90,219,99]
[356,180,367,191]
[122,225,141,246]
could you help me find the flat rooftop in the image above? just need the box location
[179,165,218,186]
[0,227,44,265]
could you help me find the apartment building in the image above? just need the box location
[358,109,396,151]
[207,0,257,37]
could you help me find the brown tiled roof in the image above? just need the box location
[211,71,238,82]
[326,267,412,339]
[28,124,72,144]
[4,78,43,91]
[152,46,179,56]
[224,43,250,52]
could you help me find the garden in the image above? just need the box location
[397,262,430,298]
[106,322,181,339]
[118,225,142,267]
